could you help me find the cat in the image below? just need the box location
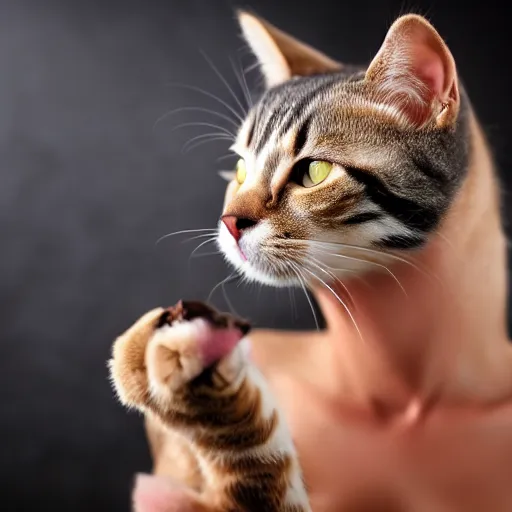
[113,9,480,512]
[109,300,310,512]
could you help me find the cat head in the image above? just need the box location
[217,12,469,287]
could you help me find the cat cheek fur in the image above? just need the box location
[218,217,308,287]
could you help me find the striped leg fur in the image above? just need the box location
[110,301,311,512]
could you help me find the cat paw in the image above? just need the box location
[145,319,209,399]
[110,301,250,412]
[109,307,165,409]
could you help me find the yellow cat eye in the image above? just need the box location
[303,160,333,187]
[236,158,246,185]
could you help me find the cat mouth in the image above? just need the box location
[217,221,305,286]
[237,245,248,261]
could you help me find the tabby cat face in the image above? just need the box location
[217,12,469,286]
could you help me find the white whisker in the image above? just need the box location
[309,242,408,298]
[181,133,232,153]
[436,232,462,272]
[303,267,363,341]
[189,237,218,259]
[183,233,219,244]
[288,286,297,320]
[153,106,240,130]
[311,240,431,281]
[172,121,235,138]
[310,255,378,293]
[184,135,233,153]
[222,279,238,316]
[351,273,375,292]
[217,153,237,162]
[230,56,253,109]
[307,256,357,309]
[190,250,221,259]
[289,262,319,331]
[207,272,237,303]
[165,82,244,124]
[155,228,217,246]
[245,61,260,74]
[199,49,248,118]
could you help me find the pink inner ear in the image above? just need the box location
[367,17,458,127]
[412,42,446,100]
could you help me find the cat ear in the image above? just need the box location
[237,10,342,87]
[365,14,459,128]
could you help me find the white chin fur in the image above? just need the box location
[217,221,299,287]
[217,216,411,288]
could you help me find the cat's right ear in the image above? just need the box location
[365,14,460,128]
[237,10,342,88]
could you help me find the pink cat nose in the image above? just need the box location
[221,215,258,242]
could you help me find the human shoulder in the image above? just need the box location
[247,328,320,375]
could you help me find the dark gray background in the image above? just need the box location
[1,0,510,510]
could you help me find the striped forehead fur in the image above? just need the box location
[245,72,469,181]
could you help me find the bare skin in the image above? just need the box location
[245,116,512,512]
[134,118,512,510]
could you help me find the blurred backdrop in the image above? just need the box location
[1,0,511,510]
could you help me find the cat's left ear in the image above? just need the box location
[237,10,342,88]
[365,14,459,128]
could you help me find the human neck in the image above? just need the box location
[312,115,512,420]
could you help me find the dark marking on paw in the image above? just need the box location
[161,300,251,336]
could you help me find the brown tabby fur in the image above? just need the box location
[110,302,310,512]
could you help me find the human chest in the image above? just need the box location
[281,385,512,511]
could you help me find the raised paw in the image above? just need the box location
[145,302,249,403]
[110,301,251,413]
[145,318,210,396]
[109,307,165,408]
